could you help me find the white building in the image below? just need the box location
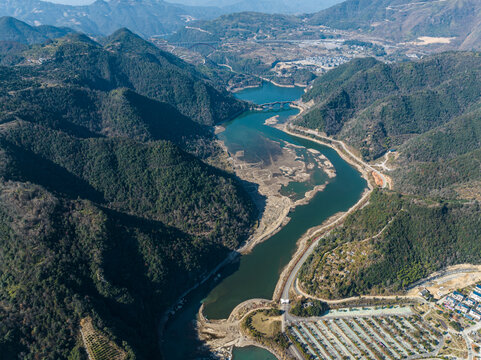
[469,309,481,321]
[470,291,481,303]
[456,303,470,314]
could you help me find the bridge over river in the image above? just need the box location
[252,100,297,111]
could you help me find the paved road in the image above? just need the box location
[407,267,480,291]
[278,125,392,331]
[170,38,345,47]
[287,343,304,360]
[462,321,481,360]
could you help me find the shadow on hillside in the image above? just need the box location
[1,139,105,203]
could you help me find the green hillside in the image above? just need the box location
[297,52,481,299]
[298,52,481,160]
[299,190,481,298]
[0,28,256,359]
[298,52,481,200]
[170,12,299,43]
[0,83,214,156]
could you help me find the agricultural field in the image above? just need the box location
[80,318,127,360]
[288,314,442,360]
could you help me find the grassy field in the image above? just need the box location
[251,312,282,337]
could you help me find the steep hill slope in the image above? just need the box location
[9,29,246,126]
[169,0,343,14]
[0,29,256,359]
[169,11,300,43]
[298,52,481,161]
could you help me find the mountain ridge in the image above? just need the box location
[0,16,74,44]
[0,0,223,37]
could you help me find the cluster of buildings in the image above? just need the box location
[25,57,49,65]
[443,285,481,321]
[304,55,350,70]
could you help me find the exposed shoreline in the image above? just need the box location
[160,94,379,359]
[195,119,381,359]
[158,104,333,350]
[219,131,335,255]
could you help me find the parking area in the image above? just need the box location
[288,314,443,359]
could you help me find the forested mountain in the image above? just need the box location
[169,11,300,43]
[212,0,342,15]
[0,0,223,37]
[0,28,256,359]
[298,52,481,161]
[168,0,343,14]
[297,51,481,299]
[307,0,481,49]
[299,190,481,298]
[2,28,245,126]
[0,16,74,44]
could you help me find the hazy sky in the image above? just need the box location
[43,0,95,4]
[42,0,343,11]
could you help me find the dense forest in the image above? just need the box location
[297,52,481,161]
[0,28,256,359]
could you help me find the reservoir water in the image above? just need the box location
[232,346,278,360]
[161,82,366,359]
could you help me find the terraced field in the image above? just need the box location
[288,315,442,360]
[80,318,127,360]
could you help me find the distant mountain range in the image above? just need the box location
[0,0,342,38]
[169,0,481,50]
[0,16,74,44]
[0,0,224,37]
[307,0,481,49]
[168,0,344,14]
[3,0,480,49]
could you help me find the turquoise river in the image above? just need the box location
[161,82,366,359]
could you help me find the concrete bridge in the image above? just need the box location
[254,101,296,111]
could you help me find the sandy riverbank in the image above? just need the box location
[160,105,329,338]
[230,78,308,93]
[216,123,336,254]
[230,83,263,93]
[260,77,308,89]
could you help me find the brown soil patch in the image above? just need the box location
[407,264,481,299]
[372,171,384,187]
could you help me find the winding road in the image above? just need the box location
[278,124,392,334]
